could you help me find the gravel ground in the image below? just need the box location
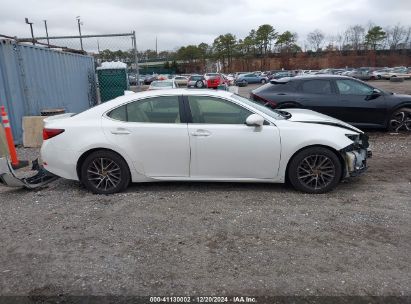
[0,81,410,297]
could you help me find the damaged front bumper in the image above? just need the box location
[0,157,58,189]
[341,148,372,178]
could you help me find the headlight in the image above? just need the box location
[345,134,361,146]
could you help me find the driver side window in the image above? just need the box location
[187,96,252,124]
[336,79,374,95]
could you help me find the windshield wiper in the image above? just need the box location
[263,103,292,119]
[277,110,292,119]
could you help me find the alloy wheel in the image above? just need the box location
[389,110,411,132]
[86,157,122,191]
[297,154,336,191]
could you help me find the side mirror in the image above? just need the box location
[245,114,264,127]
[366,89,381,100]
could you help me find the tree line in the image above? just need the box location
[96,23,411,70]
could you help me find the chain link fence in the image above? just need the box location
[18,32,140,103]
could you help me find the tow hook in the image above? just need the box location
[0,157,58,189]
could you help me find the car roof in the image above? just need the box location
[89,89,234,114]
[281,75,356,81]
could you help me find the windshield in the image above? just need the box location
[231,94,286,120]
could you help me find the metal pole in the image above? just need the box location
[76,17,83,51]
[132,31,140,88]
[43,20,50,47]
[29,24,35,45]
[25,18,35,45]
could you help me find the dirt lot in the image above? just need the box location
[0,81,410,298]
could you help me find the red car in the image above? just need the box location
[204,73,227,89]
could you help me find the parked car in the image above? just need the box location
[128,74,137,85]
[250,75,411,132]
[204,73,226,89]
[382,67,411,80]
[173,76,189,86]
[348,68,372,80]
[270,71,295,79]
[235,73,268,86]
[222,74,235,86]
[187,75,207,88]
[148,80,177,90]
[34,89,370,195]
[370,68,390,80]
[143,75,157,85]
[157,74,172,80]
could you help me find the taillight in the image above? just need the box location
[43,128,65,140]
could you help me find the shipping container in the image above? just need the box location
[0,39,97,143]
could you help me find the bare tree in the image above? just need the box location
[307,29,325,51]
[385,24,407,50]
[405,26,411,49]
[345,25,366,50]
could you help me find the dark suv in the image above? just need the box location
[250,75,411,131]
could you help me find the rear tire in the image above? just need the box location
[195,80,204,88]
[288,147,342,194]
[261,79,266,84]
[81,150,130,194]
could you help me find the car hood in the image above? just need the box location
[391,93,411,98]
[283,108,363,133]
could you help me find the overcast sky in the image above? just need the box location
[1,0,410,51]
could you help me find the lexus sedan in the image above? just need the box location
[251,75,411,132]
[30,89,371,195]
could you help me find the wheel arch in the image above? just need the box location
[386,103,411,130]
[76,148,132,181]
[391,102,411,113]
[284,144,346,183]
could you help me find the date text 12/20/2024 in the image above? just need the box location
[150,296,257,303]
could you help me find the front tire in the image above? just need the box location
[288,147,342,194]
[388,108,411,132]
[81,150,130,194]
[261,79,266,84]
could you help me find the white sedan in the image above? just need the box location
[3,89,371,194]
[148,80,178,90]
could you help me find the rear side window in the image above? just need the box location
[301,80,333,94]
[107,96,180,123]
[108,106,127,121]
[254,82,296,93]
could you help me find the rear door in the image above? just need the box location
[184,95,281,179]
[102,95,190,177]
[333,78,387,126]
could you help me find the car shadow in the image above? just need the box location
[126,181,289,194]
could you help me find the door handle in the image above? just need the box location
[191,129,211,137]
[111,128,131,135]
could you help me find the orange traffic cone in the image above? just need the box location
[1,105,28,169]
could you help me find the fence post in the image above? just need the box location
[132,31,140,89]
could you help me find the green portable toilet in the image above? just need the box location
[97,61,129,102]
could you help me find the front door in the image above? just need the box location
[334,79,387,126]
[185,95,281,179]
